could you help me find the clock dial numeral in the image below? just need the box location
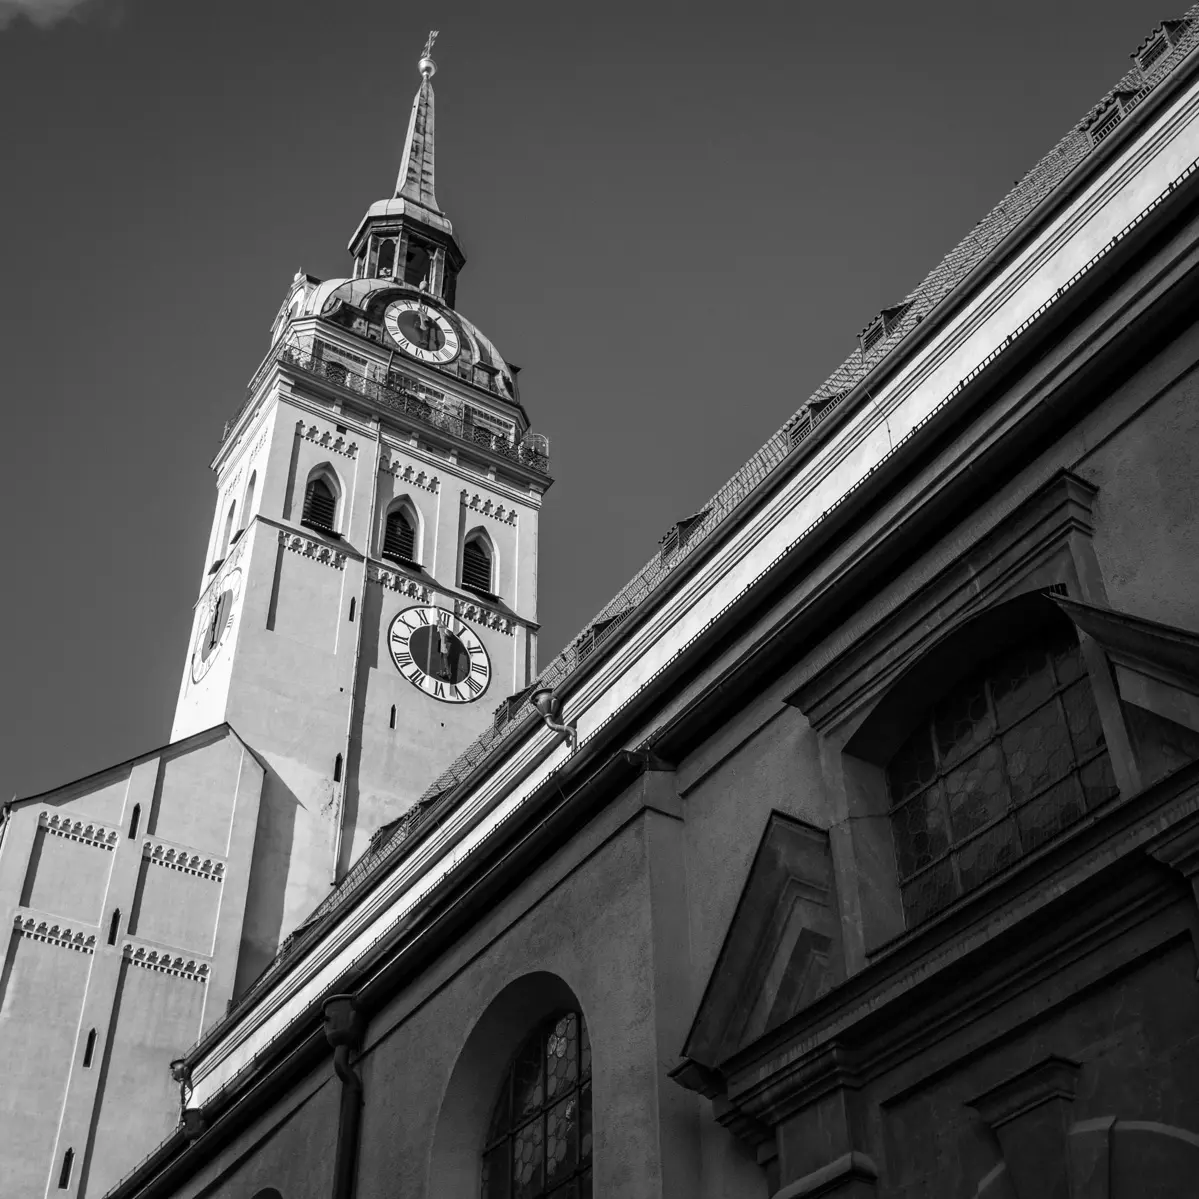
[386,605,491,704]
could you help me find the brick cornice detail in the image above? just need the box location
[143,840,226,881]
[40,810,119,850]
[380,454,440,493]
[14,913,97,953]
[368,563,432,601]
[461,489,518,525]
[279,530,347,570]
[455,597,516,636]
[296,420,358,459]
[123,942,212,982]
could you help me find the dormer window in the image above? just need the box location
[859,303,911,354]
[659,510,710,564]
[1135,20,1187,74]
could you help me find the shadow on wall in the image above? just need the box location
[233,767,301,998]
[427,972,583,1199]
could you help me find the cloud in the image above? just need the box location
[0,0,104,31]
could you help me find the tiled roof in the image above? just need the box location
[226,12,1199,1007]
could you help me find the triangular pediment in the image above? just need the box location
[682,813,845,1070]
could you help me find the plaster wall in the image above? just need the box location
[22,828,112,922]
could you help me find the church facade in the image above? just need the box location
[9,14,1199,1199]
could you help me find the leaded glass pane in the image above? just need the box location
[944,743,1008,841]
[482,1143,512,1199]
[545,1095,579,1184]
[579,1169,592,1199]
[955,818,1020,890]
[512,1036,544,1120]
[891,784,950,878]
[900,858,956,926]
[1061,680,1106,760]
[1051,636,1085,687]
[512,1117,544,1199]
[889,730,937,802]
[1001,700,1074,803]
[546,1013,577,1101]
[934,674,992,768]
[1079,753,1119,809]
[1016,776,1085,852]
[580,1021,591,1081]
[991,643,1054,727]
[580,1084,592,1162]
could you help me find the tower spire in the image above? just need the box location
[395,31,441,215]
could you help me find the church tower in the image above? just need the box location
[171,37,550,977]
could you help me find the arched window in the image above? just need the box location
[462,533,494,595]
[481,1010,592,1199]
[333,753,343,783]
[376,238,396,279]
[82,1028,97,1068]
[302,474,338,534]
[128,803,140,840]
[219,499,236,558]
[887,621,1118,926]
[240,471,257,534]
[57,1148,73,1189]
[107,909,121,945]
[403,239,432,287]
[389,704,397,729]
[383,506,418,564]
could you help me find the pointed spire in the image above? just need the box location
[395,31,441,214]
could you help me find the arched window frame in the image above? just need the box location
[461,528,497,597]
[237,470,258,538]
[300,465,343,536]
[217,498,236,561]
[381,497,422,566]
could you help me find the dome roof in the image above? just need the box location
[302,277,519,405]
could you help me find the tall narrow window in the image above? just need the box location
[241,471,257,532]
[82,1029,97,1068]
[462,535,493,594]
[333,754,343,783]
[383,508,417,564]
[302,476,337,534]
[376,238,396,278]
[128,803,141,840]
[58,1148,74,1189]
[349,597,356,622]
[389,705,397,729]
[481,1011,592,1199]
[107,909,120,945]
[220,500,236,558]
[887,623,1118,927]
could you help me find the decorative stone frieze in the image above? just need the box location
[455,597,515,635]
[14,914,97,953]
[123,944,211,982]
[368,563,432,601]
[296,419,359,459]
[380,454,440,493]
[279,530,347,570]
[143,840,226,881]
[41,811,119,850]
[461,489,518,525]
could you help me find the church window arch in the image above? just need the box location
[57,1148,73,1189]
[880,608,1119,927]
[219,499,237,558]
[107,909,121,945]
[239,471,257,535]
[82,1028,97,1068]
[382,499,420,565]
[480,1010,592,1199]
[461,529,495,596]
[128,803,141,840]
[376,238,396,279]
[333,753,343,783]
[301,466,341,535]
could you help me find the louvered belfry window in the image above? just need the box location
[383,509,417,563]
[302,477,337,533]
[462,537,493,593]
[887,623,1118,927]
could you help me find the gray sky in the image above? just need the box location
[0,0,1158,799]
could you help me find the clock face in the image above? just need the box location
[191,568,242,683]
[383,298,461,365]
[388,606,491,703]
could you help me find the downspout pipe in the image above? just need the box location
[323,994,364,1199]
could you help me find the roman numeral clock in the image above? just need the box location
[388,606,491,703]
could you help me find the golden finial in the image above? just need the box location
[419,30,439,80]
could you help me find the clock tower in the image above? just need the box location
[171,39,551,983]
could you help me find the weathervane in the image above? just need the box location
[419,30,439,79]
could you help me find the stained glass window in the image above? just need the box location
[481,1011,592,1199]
[888,623,1118,926]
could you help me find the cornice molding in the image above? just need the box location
[14,912,97,953]
[40,810,119,850]
[123,942,212,982]
[143,840,227,882]
[380,453,440,493]
[296,419,358,460]
[461,489,518,526]
[278,530,347,571]
[367,562,432,601]
[455,596,516,636]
